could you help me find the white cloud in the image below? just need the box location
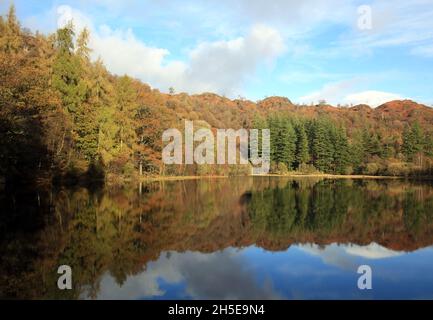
[184,24,286,95]
[298,79,404,107]
[298,78,360,105]
[343,90,403,108]
[56,5,285,97]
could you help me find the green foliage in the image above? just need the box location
[403,122,425,163]
[294,123,310,168]
[269,115,296,170]
[331,126,350,174]
[311,119,334,173]
[52,23,87,116]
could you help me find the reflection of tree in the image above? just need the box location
[2,178,433,299]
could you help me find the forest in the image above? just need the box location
[1,5,433,187]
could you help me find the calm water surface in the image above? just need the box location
[1,177,433,299]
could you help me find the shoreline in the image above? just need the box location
[135,174,405,183]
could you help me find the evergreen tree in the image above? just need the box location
[332,126,350,174]
[251,113,268,158]
[294,123,310,168]
[52,23,87,117]
[403,122,425,164]
[311,120,334,173]
[90,59,118,164]
[349,131,365,173]
[269,115,296,170]
[362,129,382,158]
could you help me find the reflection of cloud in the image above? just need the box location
[299,243,404,270]
[345,243,404,259]
[91,249,281,300]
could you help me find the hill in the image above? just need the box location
[1,6,433,185]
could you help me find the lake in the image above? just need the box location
[1,177,433,300]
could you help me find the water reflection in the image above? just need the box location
[1,177,433,299]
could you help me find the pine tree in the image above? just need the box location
[84,58,120,167]
[269,115,296,170]
[349,131,365,173]
[332,126,350,174]
[282,118,297,170]
[403,122,425,165]
[362,129,382,158]
[295,123,310,169]
[251,113,267,158]
[73,28,101,161]
[311,120,334,173]
[52,23,87,117]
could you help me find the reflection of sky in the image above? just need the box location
[90,244,433,300]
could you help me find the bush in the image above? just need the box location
[297,163,320,174]
[386,162,409,176]
[122,162,136,177]
[344,166,354,175]
[364,162,380,175]
[276,162,289,175]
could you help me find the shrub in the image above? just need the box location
[298,163,320,174]
[365,162,380,175]
[386,162,409,176]
[276,162,289,175]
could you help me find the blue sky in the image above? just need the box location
[2,0,433,106]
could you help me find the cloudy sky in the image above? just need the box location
[86,244,433,299]
[2,0,433,106]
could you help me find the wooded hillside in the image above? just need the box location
[1,6,433,186]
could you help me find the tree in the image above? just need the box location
[76,28,91,61]
[52,23,87,117]
[250,113,268,159]
[362,129,382,159]
[2,5,22,53]
[332,126,350,174]
[89,59,118,165]
[294,123,310,168]
[403,122,425,165]
[0,9,64,182]
[349,131,365,173]
[311,120,334,173]
[269,115,296,170]
[114,76,138,161]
